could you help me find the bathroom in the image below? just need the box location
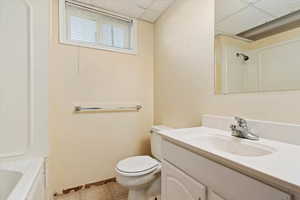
[1,0,300,199]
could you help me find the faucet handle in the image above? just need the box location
[234,117,248,128]
[230,124,237,131]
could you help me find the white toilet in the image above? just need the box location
[115,126,172,200]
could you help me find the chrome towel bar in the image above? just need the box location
[74,105,142,112]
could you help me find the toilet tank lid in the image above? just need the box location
[151,125,173,134]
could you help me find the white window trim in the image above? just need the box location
[59,0,138,55]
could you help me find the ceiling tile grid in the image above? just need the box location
[255,0,300,18]
[216,0,300,36]
[79,0,175,23]
[215,0,248,22]
[136,0,153,9]
[216,5,273,35]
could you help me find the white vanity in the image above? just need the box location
[159,116,300,200]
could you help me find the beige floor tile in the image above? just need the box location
[80,185,113,200]
[117,197,128,200]
[54,182,132,200]
[107,182,129,199]
[54,192,81,200]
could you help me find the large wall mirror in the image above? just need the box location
[215,0,300,94]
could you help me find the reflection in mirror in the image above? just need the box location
[215,0,300,94]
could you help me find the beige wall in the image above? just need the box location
[154,0,300,128]
[49,0,154,193]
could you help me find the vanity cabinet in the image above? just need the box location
[162,140,291,200]
[162,161,225,200]
[162,161,206,200]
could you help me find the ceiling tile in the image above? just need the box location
[122,7,145,18]
[78,0,175,22]
[215,0,248,23]
[149,0,173,12]
[255,0,300,18]
[215,29,229,36]
[216,5,274,35]
[140,9,161,22]
[241,0,261,3]
[135,0,153,9]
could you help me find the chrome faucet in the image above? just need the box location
[230,117,259,140]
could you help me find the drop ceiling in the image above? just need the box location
[78,0,176,23]
[216,0,300,36]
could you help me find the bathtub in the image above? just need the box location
[0,158,44,200]
[0,170,22,200]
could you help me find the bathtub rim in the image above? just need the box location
[1,157,44,200]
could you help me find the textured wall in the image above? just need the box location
[49,0,154,193]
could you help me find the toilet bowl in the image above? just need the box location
[115,126,172,200]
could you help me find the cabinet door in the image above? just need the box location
[162,161,206,200]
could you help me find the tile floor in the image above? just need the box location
[54,182,160,200]
[54,182,128,200]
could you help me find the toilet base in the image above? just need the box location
[127,177,161,200]
[128,189,148,200]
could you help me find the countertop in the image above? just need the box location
[159,127,300,194]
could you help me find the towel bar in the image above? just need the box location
[74,105,142,112]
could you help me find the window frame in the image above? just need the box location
[59,0,138,54]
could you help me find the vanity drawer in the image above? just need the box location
[162,140,291,200]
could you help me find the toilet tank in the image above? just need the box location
[151,126,173,161]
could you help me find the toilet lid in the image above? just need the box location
[116,156,159,175]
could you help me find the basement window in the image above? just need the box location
[59,0,137,54]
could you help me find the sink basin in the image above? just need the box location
[188,135,275,157]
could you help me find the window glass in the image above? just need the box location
[63,2,134,52]
[70,16,96,43]
[100,24,113,46]
[113,27,125,48]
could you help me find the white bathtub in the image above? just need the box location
[0,170,22,200]
[0,158,44,200]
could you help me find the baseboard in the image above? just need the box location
[53,177,116,197]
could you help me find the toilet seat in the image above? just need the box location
[116,156,160,177]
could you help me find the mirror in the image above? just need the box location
[215,0,300,94]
